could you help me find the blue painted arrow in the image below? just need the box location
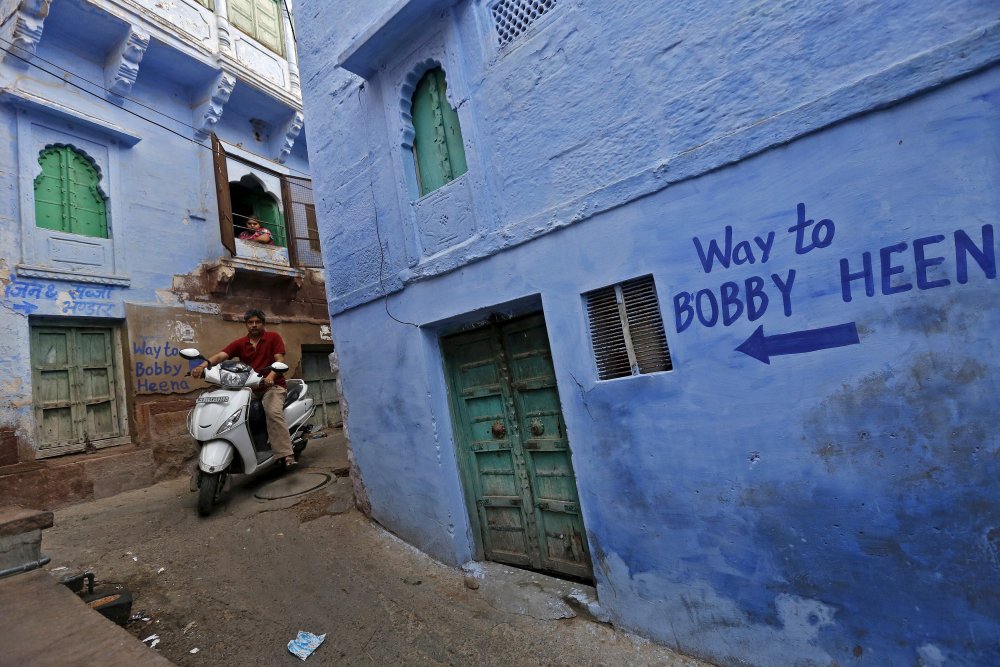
[12,301,38,315]
[736,322,860,364]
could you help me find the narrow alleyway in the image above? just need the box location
[40,431,714,667]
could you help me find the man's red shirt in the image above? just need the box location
[222,331,287,388]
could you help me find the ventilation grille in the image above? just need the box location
[491,0,557,48]
[585,276,673,380]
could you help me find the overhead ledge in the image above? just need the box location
[0,88,142,146]
[207,257,305,293]
[337,0,460,79]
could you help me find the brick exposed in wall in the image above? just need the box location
[0,428,19,467]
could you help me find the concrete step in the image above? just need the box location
[0,446,156,511]
[0,569,175,666]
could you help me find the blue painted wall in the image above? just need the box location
[298,1,1000,664]
[0,0,314,463]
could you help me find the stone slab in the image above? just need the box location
[0,569,175,666]
[0,506,53,536]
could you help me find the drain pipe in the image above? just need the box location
[0,554,51,580]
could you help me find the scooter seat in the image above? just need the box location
[283,384,303,407]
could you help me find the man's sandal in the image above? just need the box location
[283,456,298,469]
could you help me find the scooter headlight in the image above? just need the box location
[215,406,245,435]
[220,369,251,388]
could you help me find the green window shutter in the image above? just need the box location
[438,72,467,180]
[35,148,68,232]
[253,0,284,55]
[34,146,108,238]
[411,68,468,197]
[66,150,108,238]
[228,0,283,55]
[228,0,256,36]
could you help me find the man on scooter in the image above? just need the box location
[191,309,298,469]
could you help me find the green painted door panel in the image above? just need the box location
[503,315,592,580]
[31,325,122,452]
[301,350,342,428]
[443,315,592,581]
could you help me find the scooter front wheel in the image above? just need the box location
[197,471,224,516]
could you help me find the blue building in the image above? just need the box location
[0,0,339,506]
[298,1,1000,664]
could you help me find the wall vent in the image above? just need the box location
[585,276,673,380]
[491,0,557,48]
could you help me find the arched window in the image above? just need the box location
[230,176,286,247]
[34,145,108,239]
[411,67,467,197]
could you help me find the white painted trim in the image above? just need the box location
[0,88,142,146]
[220,138,293,175]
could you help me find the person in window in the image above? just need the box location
[238,216,273,244]
[191,309,297,469]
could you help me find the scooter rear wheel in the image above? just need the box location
[197,472,223,516]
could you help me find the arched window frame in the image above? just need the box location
[33,143,109,239]
[399,59,468,199]
[15,115,128,286]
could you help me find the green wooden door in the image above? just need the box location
[443,314,592,580]
[31,324,123,454]
[301,350,341,428]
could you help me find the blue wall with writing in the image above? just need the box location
[298,1,1000,664]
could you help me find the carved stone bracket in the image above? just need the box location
[105,27,150,99]
[2,0,51,67]
[273,111,304,163]
[193,70,236,140]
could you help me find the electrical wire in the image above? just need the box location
[0,36,314,186]
[281,0,297,45]
[357,84,419,328]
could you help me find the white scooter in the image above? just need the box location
[180,348,316,516]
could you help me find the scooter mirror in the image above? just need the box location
[271,362,289,374]
[179,348,202,360]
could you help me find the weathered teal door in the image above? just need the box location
[31,323,124,456]
[300,349,342,428]
[443,314,592,581]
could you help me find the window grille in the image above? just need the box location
[491,0,557,48]
[585,276,673,380]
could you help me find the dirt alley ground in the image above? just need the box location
[41,430,714,667]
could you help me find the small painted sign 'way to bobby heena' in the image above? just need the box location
[736,322,860,364]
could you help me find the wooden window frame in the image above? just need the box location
[211,135,322,268]
[585,275,673,380]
